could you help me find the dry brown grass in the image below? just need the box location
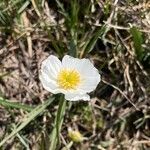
[0,0,150,149]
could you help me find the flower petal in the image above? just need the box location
[62,55,80,69]
[76,58,98,76]
[39,73,59,94]
[79,74,100,92]
[77,59,100,92]
[39,72,68,94]
[39,55,63,94]
[41,55,62,79]
[65,93,90,101]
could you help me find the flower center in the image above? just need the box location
[57,69,80,90]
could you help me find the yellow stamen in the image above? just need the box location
[57,69,80,90]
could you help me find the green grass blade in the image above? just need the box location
[69,38,77,57]
[0,12,7,25]
[83,25,106,55]
[0,97,54,147]
[130,26,144,61]
[0,97,34,112]
[18,1,30,14]
[55,0,68,18]
[16,133,30,150]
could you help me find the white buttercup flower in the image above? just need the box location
[39,55,100,101]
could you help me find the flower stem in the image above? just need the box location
[49,94,66,150]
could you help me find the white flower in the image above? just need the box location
[39,55,101,101]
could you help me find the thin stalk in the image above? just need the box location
[49,95,66,150]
